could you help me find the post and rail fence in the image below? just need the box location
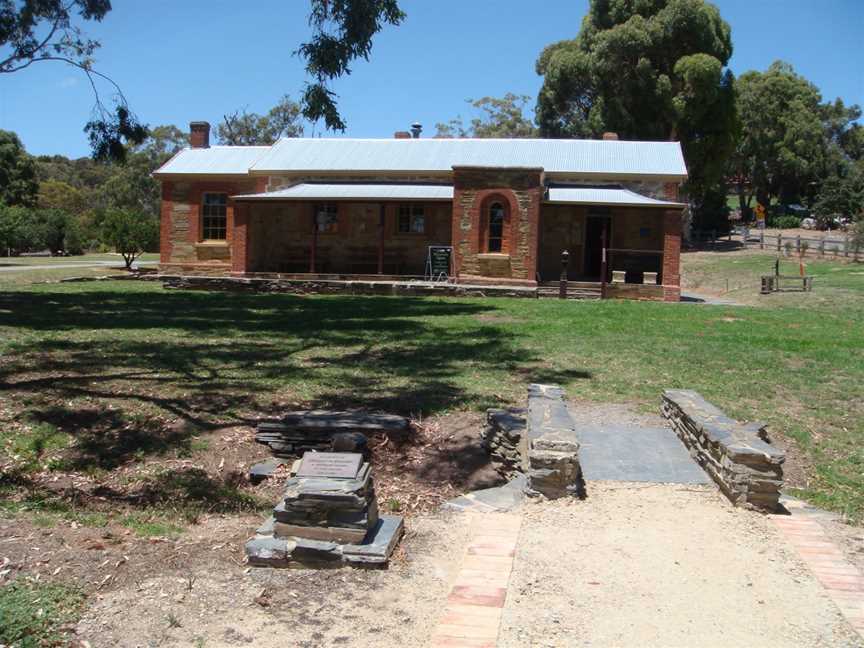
[690,227,862,262]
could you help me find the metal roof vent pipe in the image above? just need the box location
[410,122,422,139]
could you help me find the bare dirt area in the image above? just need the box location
[500,485,862,648]
[73,510,471,648]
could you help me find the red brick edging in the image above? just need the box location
[772,514,864,636]
[430,513,522,647]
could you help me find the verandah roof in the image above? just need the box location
[232,182,684,209]
[232,183,454,201]
[545,186,685,208]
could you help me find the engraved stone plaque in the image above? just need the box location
[296,452,363,479]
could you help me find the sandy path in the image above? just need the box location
[500,484,862,648]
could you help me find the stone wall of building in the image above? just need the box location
[661,389,785,511]
[452,166,543,283]
[159,178,264,273]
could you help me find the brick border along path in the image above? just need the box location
[772,513,864,636]
[430,513,523,647]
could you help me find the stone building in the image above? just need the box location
[154,122,688,301]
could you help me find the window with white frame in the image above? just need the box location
[202,193,228,240]
[315,203,339,233]
[397,204,425,233]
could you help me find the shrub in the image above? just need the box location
[768,214,801,229]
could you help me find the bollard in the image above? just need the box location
[760,230,764,250]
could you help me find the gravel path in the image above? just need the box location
[499,485,861,648]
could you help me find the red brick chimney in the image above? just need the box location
[602,132,619,141]
[190,121,211,148]
[394,131,411,139]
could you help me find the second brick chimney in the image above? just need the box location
[190,121,211,148]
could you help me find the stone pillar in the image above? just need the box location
[451,166,543,284]
[232,203,250,274]
[662,209,682,302]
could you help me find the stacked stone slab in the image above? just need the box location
[255,410,408,458]
[481,408,527,479]
[661,389,785,511]
[245,452,403,567]
[526,384,583,499]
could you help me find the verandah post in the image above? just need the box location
[377,204,385,275]
[310,205,317,273]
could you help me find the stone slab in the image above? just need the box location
[296,452,363,479]
[274,521,368,544]
[280,410,409,433]
[342,515,404,565]
[248,457,286,484]
[576,423,711,484]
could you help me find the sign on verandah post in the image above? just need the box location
[426,246,453,281]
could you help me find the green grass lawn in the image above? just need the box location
[1,253,863,520]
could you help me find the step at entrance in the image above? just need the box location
[538,281,602,300]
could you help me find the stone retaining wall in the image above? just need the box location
[160,275,538,298]
[482,408,527,479]
[661,389,785,511]
[526,384,583,499]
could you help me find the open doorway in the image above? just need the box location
[584,213,611,279]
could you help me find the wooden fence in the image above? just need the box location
[691,228,862,261]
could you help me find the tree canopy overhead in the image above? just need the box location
[535,0,738,227]
[297,0,404,132]
[435,94,538,139]
[217,96,305,145]
[0,0,146,162]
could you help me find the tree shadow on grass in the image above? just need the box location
[0,288,594,471]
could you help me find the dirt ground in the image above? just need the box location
[500,485,862,648]
[72,511,472,648]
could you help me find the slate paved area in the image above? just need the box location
[576,423,710,484]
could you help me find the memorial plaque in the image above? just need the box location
[296,452,363,479]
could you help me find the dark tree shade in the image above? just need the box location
[297,0,405,131]
[0,0,146,162]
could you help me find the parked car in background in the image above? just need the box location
[801,217,817,230]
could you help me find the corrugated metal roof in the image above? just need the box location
[233,183,454,201]
[249,138,688,178]
[153,146,270,176]
[546,186,685,208]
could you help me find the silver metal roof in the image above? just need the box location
[249,138,687,178]
[153,146,270,176]
[233,183,454,201]
[546,186,685,208]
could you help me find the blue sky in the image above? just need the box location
[1,0,861,158]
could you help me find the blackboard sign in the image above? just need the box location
[426,246,453,280]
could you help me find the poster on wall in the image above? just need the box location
[425,246,453,281]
